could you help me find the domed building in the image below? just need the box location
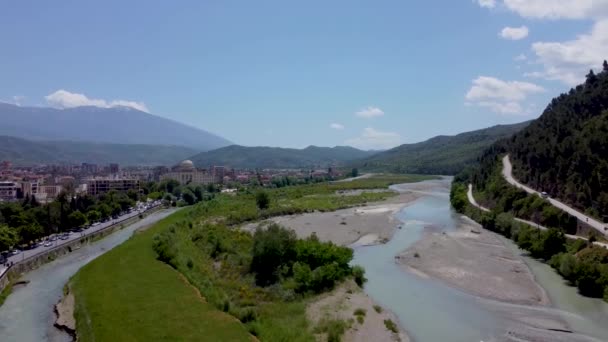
[176,159,195,172]
[161,160,217,185]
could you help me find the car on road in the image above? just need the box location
[49,235,58,241]
[43,240,53,247]
[59,234,70,240]
[541,191,549,198]
[10,249,21,256]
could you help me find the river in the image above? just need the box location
[352,177,608,342]
[0,209,177,342]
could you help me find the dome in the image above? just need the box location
[177,160,195,171]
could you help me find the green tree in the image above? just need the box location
[251,224,297,285]
[351,168,359,178]
[19,223,43,244]
[68,210,88,229]
[255,191,270,210]
[182,190,196,205]
[87,210,101,223]
[0,224,18,251]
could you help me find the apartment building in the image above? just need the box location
[86,178,140,196]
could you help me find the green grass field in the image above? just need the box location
[70,210,252,342]
[70,175,430,341]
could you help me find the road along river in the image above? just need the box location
[0,208,178,342]
[352,178,608,342]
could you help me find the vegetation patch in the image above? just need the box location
[384,318,398,333]
[313,318,350,342]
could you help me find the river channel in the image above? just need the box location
[0,209,177,342]
[352,178,608,342]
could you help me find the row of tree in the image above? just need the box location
[0,188,143,251]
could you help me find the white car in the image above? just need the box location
[43,241,53,247]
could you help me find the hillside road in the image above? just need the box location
[502,155,607,236]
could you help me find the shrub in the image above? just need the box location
[255,191,270,210]
[251,224,297,286]
[352,265,367,287]
[373,305,382,313]
[384,319,398,333]
[314,318,348,342]
[353,308,366,316]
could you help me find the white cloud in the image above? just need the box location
[355,106,384,119]
[502,0,608,20]
[330,123,345,130]
[12,95,25,106]
[44,90,149,112]
[514,53,527,61]
[500,26,529,40]
[345,127,401,150]
[527,19,608,85]
[476,0,496,8]
[465,76,544,115]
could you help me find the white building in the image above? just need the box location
[160,160,218,185]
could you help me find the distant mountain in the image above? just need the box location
[355,121,530,175]
[0,103,231,150]
[190,145,376,169]
[0,135,200,166]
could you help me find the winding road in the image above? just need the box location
[467,181,608,249]
[502,155,607,237]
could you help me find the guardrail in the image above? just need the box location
[0,204,163,288]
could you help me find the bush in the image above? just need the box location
[352,265,367,287]
[314,318,348,342]
[353,308,366,317]
[251,224,297,286]
[152,232,178,268]
[255,191,270,210]
[383,319,398,333]
[373,305,382,313]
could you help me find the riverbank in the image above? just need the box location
[398,216,549,306]
[242,190,428,247]
[399,215,602,342]
[307,280,407,342]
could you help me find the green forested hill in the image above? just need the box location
[355,122,530,175]
[0,136,200,166]
[471,63,608,218]
[190,145,375,169]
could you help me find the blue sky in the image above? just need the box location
[1,1,606,149]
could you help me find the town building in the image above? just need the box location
[86,177,140,196]
[160,160,218,185]
[0,181,18,201]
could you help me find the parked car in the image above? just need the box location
[43,240,53,247]
[10,249,21,256]
[540,192,549,198]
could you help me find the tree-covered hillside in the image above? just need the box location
[0,136,200,166]
[190,145,375,169]
[355,121,530,175]
[471,63,608,219]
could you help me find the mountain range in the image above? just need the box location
[0,136,199,166]
[189,145,376,169]
[354,121,530,175]
[0,103,231,151]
